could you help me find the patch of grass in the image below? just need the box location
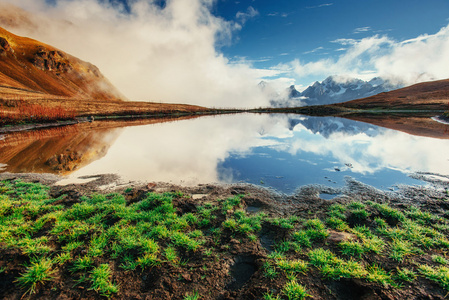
[223,210,263,237]
[362,236,385,254]
[277,259,308,274]
[339,240,366,258]
[220,195,243,213]
[432,255,449,265]
[53,252,72,265]
[418,264,449,290]
[282,279,311,300]
[138,253,160,268]
[395,267,417,283]
[184,290,200,300]
[268,216,301,229]
[366,264,394,286]
[263,261,278,280]
[164,246,179,264]
[389,239,415,262]
[263,292,281,300]
[308,248,367,280]
[350,208,370,220]
[325,217,349,231]
[71,255,94,272]
[171,231,203,251]
[296,218,329,242]
[120,255,139,271]
[291,230,312,248]
[347,201,366,210]
[370,203,406,223]
[327,204,346,219]
[16,257,56,294]
[89,264,119,297]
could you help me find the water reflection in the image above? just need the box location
[1,114,448,193]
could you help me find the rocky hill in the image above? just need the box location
[0,26,124,100]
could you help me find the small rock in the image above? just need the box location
[327,230,356,243]
[181,273,192,282]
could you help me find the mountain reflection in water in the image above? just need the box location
[1,114,448,193]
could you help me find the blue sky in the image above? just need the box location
[213,0,449,60]
[210,0,449,85]
[5,0,449,106]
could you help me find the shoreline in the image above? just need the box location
[0,108,447,135]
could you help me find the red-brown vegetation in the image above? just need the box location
[0,103,75,125]
[335,78,449,110]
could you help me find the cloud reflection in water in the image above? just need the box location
[62,114,449,190]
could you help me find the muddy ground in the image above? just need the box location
[0,172,449,299]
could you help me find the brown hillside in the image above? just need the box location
[0,25,210,122]
[336,78,449,110]
[0,26,124,100]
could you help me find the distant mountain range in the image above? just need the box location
[269,76,403,107]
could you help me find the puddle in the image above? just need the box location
[320,193,339,200]
[259,224,277,253]
[226,256,257,291]
[431,115,449,125]
[260,233,275,253]
[246,205,262,213]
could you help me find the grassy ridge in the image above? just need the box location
[1,179,449,299]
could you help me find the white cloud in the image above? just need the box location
[353,26,371,34]
[236,6,259,24]
[277,24,449,85]
[267,12,289,18]
[303,46,324,54]
[331,38,358,45]
[306,3,334,9]
[0,0,269,108]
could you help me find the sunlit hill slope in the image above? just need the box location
[0,26,209,120]
[0,26,123,101]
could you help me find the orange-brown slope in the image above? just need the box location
[0,26,124,101]
[336,79,449,110]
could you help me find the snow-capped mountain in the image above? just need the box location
[270,76,403,107]
[287,116,380,139]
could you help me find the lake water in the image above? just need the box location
[1,114,449,193]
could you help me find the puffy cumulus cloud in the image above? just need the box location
[375,25,449,84]
[0,0,270,107]
[276,24,449,85]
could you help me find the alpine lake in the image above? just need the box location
[1,113,449,194]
